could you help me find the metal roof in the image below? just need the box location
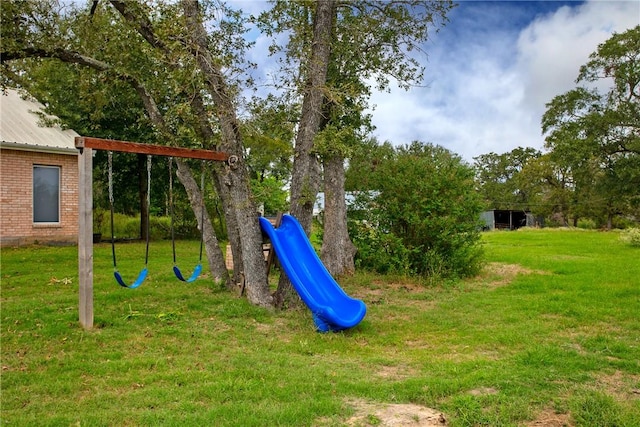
[0,88,78,155]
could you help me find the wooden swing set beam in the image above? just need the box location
[76,136,229,330]
[75,136,230,161]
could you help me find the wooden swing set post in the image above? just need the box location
[76,136,230,330]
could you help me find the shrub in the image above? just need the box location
[577,218,596,229]
[347,142,485,279]
[620,227,640,247]
[150,216,172,240]
[349,219,411,274]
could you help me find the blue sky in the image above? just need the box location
[235,0,639,161]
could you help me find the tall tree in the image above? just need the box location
[179,0,272,305]
[258,1,454,298]
[318,0,454,276]
[517,153,575,226]
[257,0,336,307]
[542,26,640,229]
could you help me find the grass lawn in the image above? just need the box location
[1,229,639,426]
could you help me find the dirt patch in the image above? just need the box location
[344,399,447,426]
[320,401,575,427]
[593,370,640,401]
[467,386,498,396]
[375,364,417,380]
[523,371,640,426]
[475,262,550,288]
[525,408,573,427]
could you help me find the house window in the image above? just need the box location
[33,165,60,223]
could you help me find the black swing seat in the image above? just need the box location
[114,268,148,289]
[173,264,202,283]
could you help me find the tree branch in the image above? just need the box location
[107,0,219,150]
[108,1,169,53]
[1,47,110,71]
[1,46,174,138]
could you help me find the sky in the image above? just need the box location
[366,0,640,161]
[236,0,639,162]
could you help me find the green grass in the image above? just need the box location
[1,230,639,426]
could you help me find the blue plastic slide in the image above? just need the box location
[259,214,367,332]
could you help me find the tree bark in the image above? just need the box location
[321,155,356,276]
[182,0,272,308]
[288,0,335,233]
[274,0,336,309]
[174,159,231,287]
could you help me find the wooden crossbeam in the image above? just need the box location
[75,136,229,161]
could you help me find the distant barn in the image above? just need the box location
[0,89,79,246]
[480,209,536,231]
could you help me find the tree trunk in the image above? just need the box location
[274,0,336,309]
[174,159,231,288]
[182,0,272,308]
[288,0,335,233]
[321,155,356,276]
[212,162,247,289]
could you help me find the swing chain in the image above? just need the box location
[146,155,152,207]
[108,151,114,205]
[199,161,205,231]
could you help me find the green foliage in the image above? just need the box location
[347,141,484,279]
[95,212,221,242]
[471,28,640,229]
[577,218,597,230]
[250,176,288,216]
[473,147,542,211]
[243,96,295,183]
[256,0,456,159]
[257,1,456,93]
[1,1,248,227]
[620,227,640,247]
[348,218,412,274]
[542,26,640,228]
[96,213,172,240]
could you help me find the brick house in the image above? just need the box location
[1,89,79,246]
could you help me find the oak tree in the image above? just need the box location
[542,26,640,228]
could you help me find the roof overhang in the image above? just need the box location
[0,140,78,155]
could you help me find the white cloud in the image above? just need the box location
[516,1,640,113]
[367,0,640,161]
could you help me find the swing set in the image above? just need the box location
[77,136,230,329]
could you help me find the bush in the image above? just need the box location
[347,142,485,279]
[620,227,640,247]
[349,219,411,274]
[150,216,172,240]
[577,218,596,229]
